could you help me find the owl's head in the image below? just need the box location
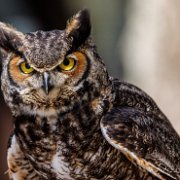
[0,10,110,116]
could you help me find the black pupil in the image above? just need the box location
[63,58,70,66]
[25,63,31,69]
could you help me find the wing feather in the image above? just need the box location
[101,106,180,179]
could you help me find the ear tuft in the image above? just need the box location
[66,9,91,49]
[0,22,24,56]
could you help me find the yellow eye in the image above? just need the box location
[19,62,34,74]
[59,57,76,71]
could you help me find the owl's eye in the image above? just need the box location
[19,62,34,74]
[59,57,76,71]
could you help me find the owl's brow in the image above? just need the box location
[20,53,28,61]
[11,49,24,59]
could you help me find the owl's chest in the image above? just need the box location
[14,107,111,179]
[50,143,106,179]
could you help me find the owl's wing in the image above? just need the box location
[100,106,180,179]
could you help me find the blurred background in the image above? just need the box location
[1,0,180,179]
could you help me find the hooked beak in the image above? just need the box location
[42,72,53,95]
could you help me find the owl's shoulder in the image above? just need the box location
[111,77,163,115]
[111,77,150,98]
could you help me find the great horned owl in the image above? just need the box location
[0,9,180,180]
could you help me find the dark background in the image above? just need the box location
[1,0,180,179]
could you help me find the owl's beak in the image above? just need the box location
[42,72,51,95]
